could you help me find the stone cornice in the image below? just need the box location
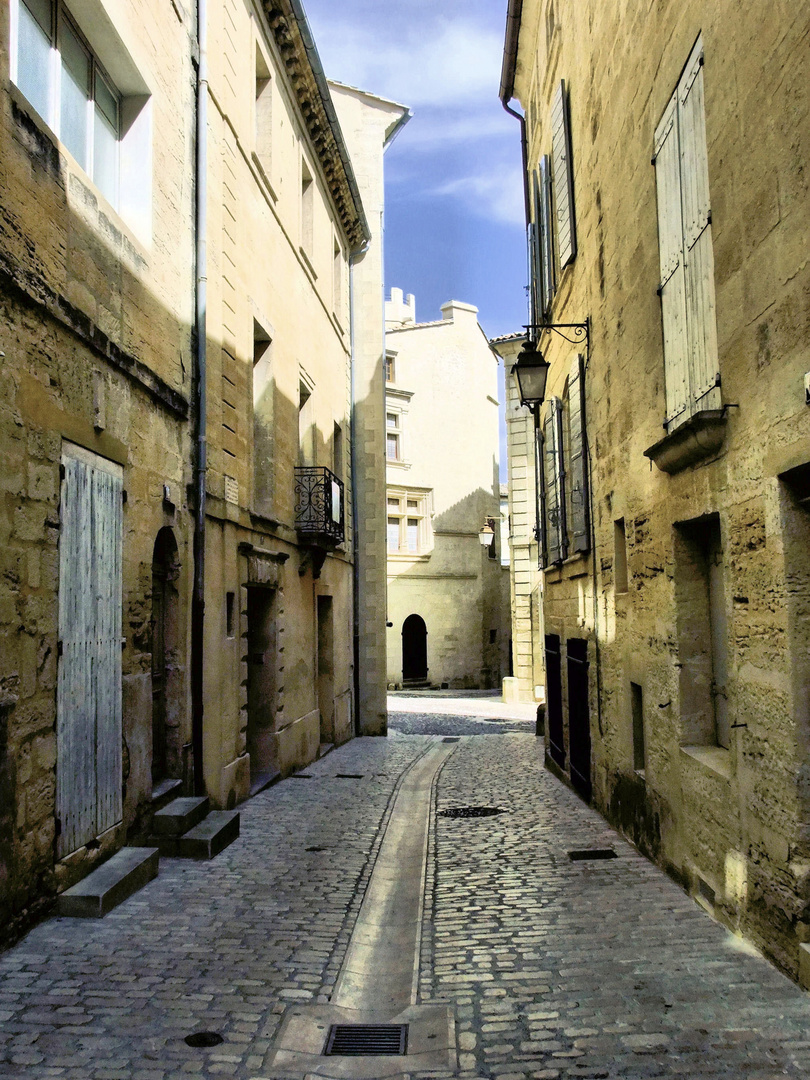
[262,1,370,251]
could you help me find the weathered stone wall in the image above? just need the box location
[0,0,195,943]
[511,0,810,976]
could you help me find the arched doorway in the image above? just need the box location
[151,528,180,788]
[402,614,428,683]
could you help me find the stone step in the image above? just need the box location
[151,795,210,837]
[174,811,240,860]
[58,847,159,918]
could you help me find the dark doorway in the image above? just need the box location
[567,637,592,802]
[151,527,180,788]
[317,595,335,744]
[246,585,278,791]
[402,614,428,683]
[545,634,565,769]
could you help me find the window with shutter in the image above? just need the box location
[567,354,590,553]
[543,397,566,565]
[654,36,720,429]
[551,80,577,272]
[539,156,556,315]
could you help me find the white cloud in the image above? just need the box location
[429,166,526,228]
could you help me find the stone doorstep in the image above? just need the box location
[268,1002,456,1079]
[151,796,210,837]
[173,810,240,859]
[57,847,159,918]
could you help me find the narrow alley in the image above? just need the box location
[1,696,809,1080]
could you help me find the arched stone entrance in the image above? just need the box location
[402,614,428,683]
[151,527,180,788]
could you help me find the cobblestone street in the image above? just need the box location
[1,696,809,1079]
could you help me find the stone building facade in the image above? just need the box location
[0,0,399,946]
[384,290,510,690]
[0,0,196,941]
[501,0,810,978]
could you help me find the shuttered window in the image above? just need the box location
[542,397,567,565]
[57,444,123,858]
[551,81,577,272]
[654,37,720,428]
[567,354,590,553]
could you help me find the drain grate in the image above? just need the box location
[438,806,504,819]
[185,1032,224,1048]
[334,773,364,779]
[442,737,460,743]
[568,848,617,861]
[324,1023,408,1056]
[305,845,326,852]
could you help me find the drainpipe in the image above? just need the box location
[191,0,208,796]
[349,239,370,736]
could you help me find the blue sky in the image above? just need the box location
[303,0,529,342]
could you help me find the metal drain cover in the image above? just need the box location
[438,806,504,818]
[568,848,617,861]
[324,1023,408,1056]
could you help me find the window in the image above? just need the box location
[298,377,315,466]
[255,46,272,168]
[252,322,274,516]
[654,36,720,429]
[385,354,396,383]
[386,411,401,461]
[631,682,645,773]
[674,513,729,749]
[301,157,314,255]
[13,0,121,207]
[541,396,566,565]
[530,157,555,321]
[386,489,432,556]
[614,518,628,593]
[333,237,343,317]
[226,593,235,638]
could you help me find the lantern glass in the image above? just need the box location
[513,346,550,407]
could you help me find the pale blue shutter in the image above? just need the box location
[543,397,566,564]
[678,39,720,412]
[539,155,555,313]
[552,80,577,271]
[567,354,590,553]
[654,92,690,426]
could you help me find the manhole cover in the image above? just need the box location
[185,1032,224,1048]
[568,848,617,861]
[438,806,505,819]
[324,1023,408,1056]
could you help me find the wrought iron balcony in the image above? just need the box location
[294,466,345,545]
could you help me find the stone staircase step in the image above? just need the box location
[151,796,210,837]
[57,847,159,918]
[174,811,240,860]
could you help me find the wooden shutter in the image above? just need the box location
[540,156,555,315]
[527,221,540,327]
[567,354,590,554]
[551,80,577,271]
[535,414,547,567]
[678,40,720,409]
[57,445,123,858]
[543,397,566,564]
[654,92,690,426]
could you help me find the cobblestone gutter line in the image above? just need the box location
[0,737,432,1080]
[414,735,810,1080]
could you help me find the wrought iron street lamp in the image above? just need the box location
[512,340,550,410]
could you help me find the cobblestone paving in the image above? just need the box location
[418,734,810,1080]
[3,724,810,1080]
[0,738,431,1080]
[388,693,536,737]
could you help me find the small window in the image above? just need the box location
[631,682,645,773]
[301,158,314,254]
[386,412,400,461]
[489,629,497,644]
[255,45,272,172]
[614,518,628,593]
[385,355,396,383]
[226,592,235,638]
[333,236,343,317]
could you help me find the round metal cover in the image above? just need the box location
[185,1032,224,1048]
[438,806,505,819]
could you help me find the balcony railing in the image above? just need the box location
[294,466,345,545]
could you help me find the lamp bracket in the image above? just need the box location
[524,318,589,354]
